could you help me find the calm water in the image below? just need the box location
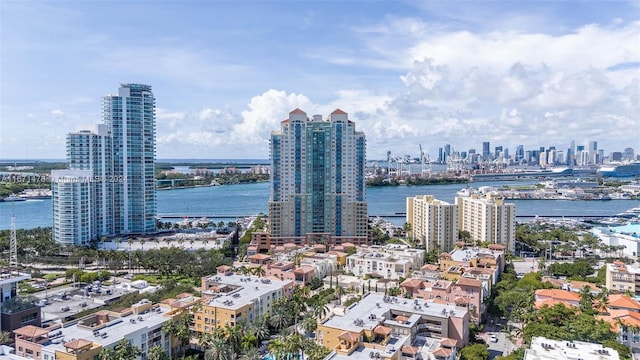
[0,180,636,230]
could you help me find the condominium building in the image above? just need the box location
[12,299,184,360]
[317,292,468,360]
[406,195,458,252]
[52,84,156,245]
[269,109,368,247]
[605,261,640,296]
[455,194,515,252]
[194,266,293,334]
[345,245,424,280]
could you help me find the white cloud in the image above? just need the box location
[231,89,315,145]
[51,109,64,117]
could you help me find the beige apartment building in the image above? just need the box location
[406,195,458,252]
[455,194,515,252]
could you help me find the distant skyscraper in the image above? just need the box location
[515,145,524,163]
[589,141,598,165]
[52,84,156,245]
[482,142,490,161]
[406,195,458,252]
[268,109,368,246]
[624,148,635,161]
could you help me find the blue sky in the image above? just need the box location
[1,1,639,160]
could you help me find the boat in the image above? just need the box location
[2,195,27,202]
[598,162,640,177]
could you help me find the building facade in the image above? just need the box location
[52,84,156,245]
[269,109,368,246]
[455,194,515,252]
[406,195,458,252]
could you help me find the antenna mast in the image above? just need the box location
[10,207,18,268]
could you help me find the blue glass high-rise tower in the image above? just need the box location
[269,109,368,246]
[52,84,156,245]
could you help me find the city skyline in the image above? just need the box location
[1,1,638,160]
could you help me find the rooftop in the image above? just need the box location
[322,293,466,333]
[203,274,290,310]
[35,302,174,355]
[524,336,619,360]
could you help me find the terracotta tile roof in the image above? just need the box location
[395,315,409,323]
[608,294,640,311]
[456,278,482,287]
[606,310,640,332]
[401,278,424,288]
[373,325,392,336]
[421,264,439,271]
[290,108,306,115]
[342,242,356,248]
[248,254,271,260]
[338,331,360,341]
[14,325,49,338]
[433,347,453,357]
[331,109,348,115]
[294,266,314,274]
[328,251,348,257]
[534,298,578,309]
[488,244,505,250]
[64,339,92,350]
[401,345,419,355]
[440,338,457,347]
[440,252,451,258]
[535,289,580,302]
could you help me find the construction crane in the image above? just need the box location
[419,144,431,177]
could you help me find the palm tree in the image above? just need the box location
[155,238,161,249]
[205,336,233,360]
[241,332,257,351]
[269,308,289,331]
[252,265,265,278]
[190,239,195,249]
[595,289,610,314]
[202,238,209,250]
[239,348,261,360]
[140,238,146,251]
[148,345,170,360]
[163,315,192,358]
[302,315,318,336]
[250,317,270,346]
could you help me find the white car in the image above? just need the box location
[490,335,498,343]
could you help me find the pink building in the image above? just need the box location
[401,277,485,323]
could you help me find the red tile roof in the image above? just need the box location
[535,289,580,302]
[338,331,360,341]
[608,294,640,311]
[331,109,348,115]
[290,108,306,115]
[14,325,49,338]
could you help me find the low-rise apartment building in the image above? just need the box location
[346,245,424,280]
[317,293,467,360]
[605,261,640,295]
[524,336,619,360]
[12,299,185,360]
[400,277,485,323]
[195,266,293,334]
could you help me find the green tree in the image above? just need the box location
[205,336,234,360]
[98,338,142,360]
[460,343,489,360]
[148,345,170,360]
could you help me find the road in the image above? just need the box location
[480,316,519,359]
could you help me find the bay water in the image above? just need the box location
[0,180,636,230]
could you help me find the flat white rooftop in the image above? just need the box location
[322,293,466,333]
[41,304,172,354]
[449,248,501,262]
[203,274,289,310]
[524,336,619,360]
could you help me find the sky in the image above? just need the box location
[1,1,639,160]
